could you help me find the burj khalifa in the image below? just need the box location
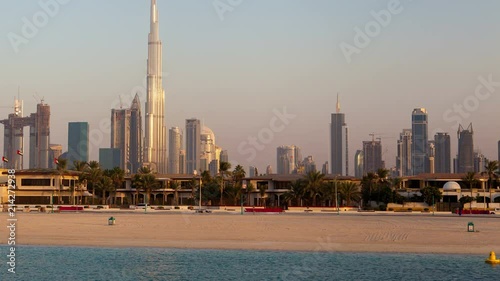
[144,0,167,174]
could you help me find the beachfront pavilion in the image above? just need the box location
[243,174,361,207]
[0,169,89,205]
[113,174,362,207]
[400,173,499,202]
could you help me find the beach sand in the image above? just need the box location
[2,212,499,254]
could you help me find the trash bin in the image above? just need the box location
[467,222,474,232]
[108,217,116,225]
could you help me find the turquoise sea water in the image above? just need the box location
[1,246,499,281]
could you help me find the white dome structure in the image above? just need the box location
[443,181,461,191]
[201,126,215,143]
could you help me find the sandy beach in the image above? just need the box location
[2,212,499,254]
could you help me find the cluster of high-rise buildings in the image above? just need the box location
[1,1,497,179]
[270,103,490,178]
[101,1,228,175]
[353,109,486,177]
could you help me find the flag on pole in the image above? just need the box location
[17,150,23,156]
[54,158,59,164]
[2,156,8,163]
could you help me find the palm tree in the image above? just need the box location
[462,172,478,211]
[71,160,88,204]
[246,183,255,206]
[72,160,87,172]
[132,174,144,204]
[141,173,159,205]
[95,175,113,205]
[232,165,246,183]
[304,171,325,207]
[85,163,102,205]
[171,181,181,206]
[55,158,68,204]
[482,160,498,208]
[138,166,153,175]
[338,182,361,207]
[218,162,232,205]
[283,180,305,207]
[105,167,125,205]
[361,172,378,207]
[319,182,335,207]
[258,184,268,207]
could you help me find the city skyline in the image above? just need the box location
[1,1,500,173]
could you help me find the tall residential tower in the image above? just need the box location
[186,119,201,173]
[330,95,348,176]
[457,123,474,173]
[434,133,451,173]
[111,94,142,173]
[168,127,183,174]
[411,108,428,175]
[144,0,167,174]
[396,129,412,177]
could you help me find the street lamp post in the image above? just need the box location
[194,170,201,212]
[241,183,246,215]
[334,175,340,215]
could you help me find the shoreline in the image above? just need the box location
[2,213,499,255]
[2,244,488,257]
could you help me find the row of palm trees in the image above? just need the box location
[283,172,361,208]
[55,158,499,208]
[461,160,499,207]
[56,158,125,205]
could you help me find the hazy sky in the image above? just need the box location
[1,0,500,174]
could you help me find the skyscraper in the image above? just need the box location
[330,95,348,176]
[1,99,51,169]
[179,150,186,174]
[111,107,130,170]
[363,140,383,174]
[277,145,297,174]
[457,123,474,173]
[28,102,51,169]
[111,94,142,173]
[209,159,219,177]
[68,122,89,167]
[428,141,435,174]
[301,156,317,174]
[200,126,216,172]
[266,165,273,175]
[168,127,182,174]
[48,144,62,169]
[249,166,257,177]
[129,95,143,174]
[144,0,167,174]
[220,150,229,163]
[99,148,121,170]
[322,161,329,175]
[498,140,500,163]
[186,119,201,173]
[434,133,451,173]
[474,151,487,173]
[354,150,364,178]
[411,108,428,175]
[396,129,412,177]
